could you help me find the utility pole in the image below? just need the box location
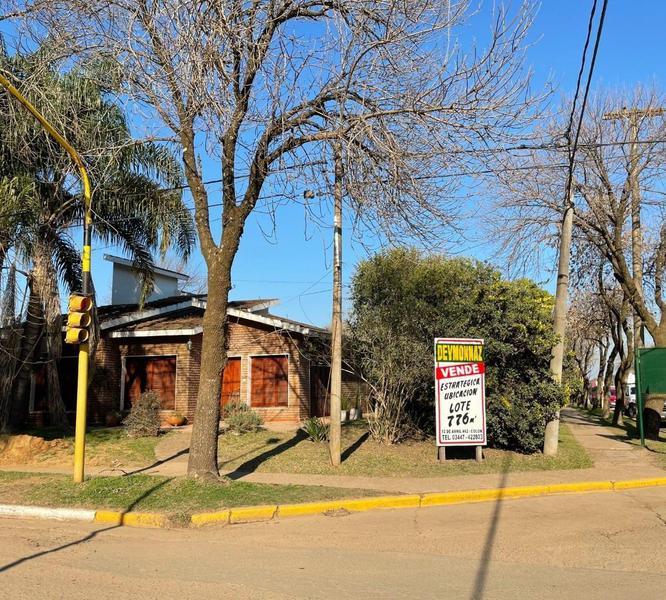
[0,72,93,483]
[545,187,574,456]
[329,143,343,467]
[603,107,664,350]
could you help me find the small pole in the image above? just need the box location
[635,348,645,447]
[329,142,343,467]
[475,446,483,463]
[438,446,446,462]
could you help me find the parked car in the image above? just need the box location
[622,389,666,422]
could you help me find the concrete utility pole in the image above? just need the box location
[329,143,343,467]
[603,107,665,350]
[545,187,574,456]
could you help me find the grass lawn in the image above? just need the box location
[0,471,381,519]
[583,408,666,469]
[216,420,592,478]
[0,427,169,467]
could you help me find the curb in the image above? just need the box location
[94,510,168,528]
[189,477,666,527]
[0,504,165,528]
[3,477,666,529]
[0,504,95,522]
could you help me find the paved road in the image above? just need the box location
[3,485,666,599]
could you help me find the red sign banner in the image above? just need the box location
[436,362,485,380]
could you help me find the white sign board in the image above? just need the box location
[434,338,486,446]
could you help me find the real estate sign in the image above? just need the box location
[434,338,486,446]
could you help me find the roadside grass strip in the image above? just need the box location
[4,477,666,528]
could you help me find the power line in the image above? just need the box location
[564,0,609,224]
[5,132,666,231]
[5,136,666,235]
[84,136,666,200]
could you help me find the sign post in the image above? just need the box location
[434,338,487,462]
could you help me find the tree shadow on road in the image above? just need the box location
[0,477,172,574]
[469,454,513,600]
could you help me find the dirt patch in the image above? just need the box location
[0,435,70,464]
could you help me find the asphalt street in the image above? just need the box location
[2,485,666,599]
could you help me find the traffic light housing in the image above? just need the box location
[65,294,93,344]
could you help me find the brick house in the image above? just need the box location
[29,256,365,426]
[89,293,327,425]
[29,256,364,427]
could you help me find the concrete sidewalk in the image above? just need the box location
[2,408,664,495]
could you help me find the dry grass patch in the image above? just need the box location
[0,427,170,467]
[218,421,591,477]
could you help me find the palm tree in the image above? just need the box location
[0,41,195,430]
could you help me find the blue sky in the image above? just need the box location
[212,0,666,326]
[6,1,666,326]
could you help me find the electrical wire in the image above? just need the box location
[565,0,610,202]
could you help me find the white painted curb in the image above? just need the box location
[0,504,95,522]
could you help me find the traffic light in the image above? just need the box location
[65,294,93,344]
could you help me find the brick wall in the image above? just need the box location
[226,320,311,423]
[88,335,196,424]
[89,337,122,423]
[89,317,313,425]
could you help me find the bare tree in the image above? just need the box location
[5,0,544,477]
[489,86,666,436]
[491,88,666,336]
[566,286,608,406]
[565,301,595,409]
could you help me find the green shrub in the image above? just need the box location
[123,390,161,438]
[302,417,328,442]
[349,248,562,449]
[224,402,263,433]
[486,381,563,454]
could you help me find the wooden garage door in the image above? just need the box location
[124,356,176,410]
[220,357,241,407]
[251,356,288,407]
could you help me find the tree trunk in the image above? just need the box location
[580,376,589,408]
[33,246,68,428]
[652,328,666,349]
[612,365,629,426]
[602,345,617,419]
[596,341,607,413]
[0,266,18,431]
[187,248,235,479]
[644,394,665,441]
[9,275,43,430]
[612,298,633,426]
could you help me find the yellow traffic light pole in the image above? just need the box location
[0,72,93,483]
